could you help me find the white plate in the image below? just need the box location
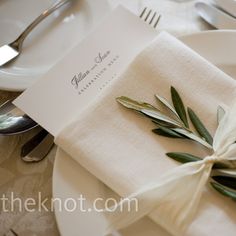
[53,30,236,236]
[0,0,110,91]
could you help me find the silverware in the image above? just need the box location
[0,99,53,161]
[195,1,236,29]
[0,100,37,135]
[0,0,70,67]
[4,228,18,236]
[214,0,236,18]
[139,7,161,27]
[21,128,54,162]
[0,99,53,162]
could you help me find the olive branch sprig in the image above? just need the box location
[116,86,236,200]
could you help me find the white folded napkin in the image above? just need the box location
[55,32,236,236]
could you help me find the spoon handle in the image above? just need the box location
[12,0,70,49]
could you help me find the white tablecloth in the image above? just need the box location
[0,0,211,235]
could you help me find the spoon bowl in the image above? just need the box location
[0,100,38,135]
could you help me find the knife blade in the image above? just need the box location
[195,1,236,29]
[214,0,236,18]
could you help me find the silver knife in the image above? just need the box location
[21,129,54,162]
[214,0,236,18]
[195,1,236,29]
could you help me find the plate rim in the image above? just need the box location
[0,0,101,92]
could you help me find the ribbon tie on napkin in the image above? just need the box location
[204,155,219,164]
[103,104,236,235]
[55,32,236,236]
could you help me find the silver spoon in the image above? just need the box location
[0,0,70,67]
[0,100,38,135]
[0,100,54,162]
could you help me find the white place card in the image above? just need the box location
[14,6,158,136]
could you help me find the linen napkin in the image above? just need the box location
[55,32,236,236]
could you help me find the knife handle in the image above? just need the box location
[21,128,49,157]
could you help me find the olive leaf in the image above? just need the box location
[166,152,202,164]
[116,88,213,149]
[116,96,158,112]
[211,182,236,200]
[155,94,179,118]
[213,162,230,169]
[152,127,185,139]
[141,109,181,127]
[188,108,213,145]
[217,106,226,124]
[171,86,189,128]
[152,120,177,128]
[166,152,228,169]
[216,169,236,177]
[212,176,236,190]
[117,87,235,200]
[173,128,212,149]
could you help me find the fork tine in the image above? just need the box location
[139,7,161,29]
[149,12,157,25]
[139,7,147,18]
[145,9,152,21]
[154,15,161,28]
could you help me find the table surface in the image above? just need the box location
[0,0,211,235]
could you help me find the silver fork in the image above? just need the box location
[0,0,70,67]
[139,7,161,28]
